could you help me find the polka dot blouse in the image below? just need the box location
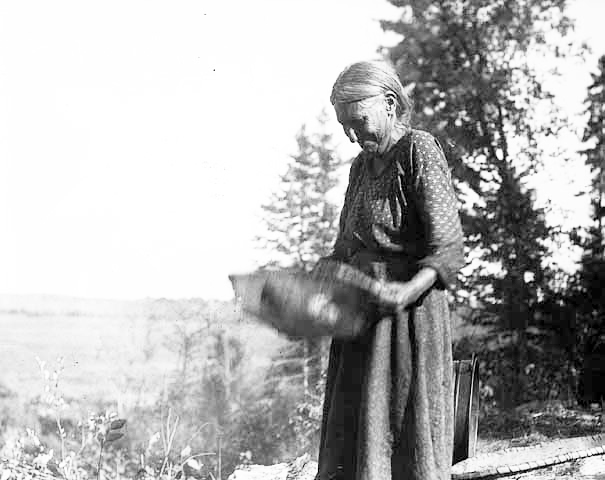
[331,129,464,288]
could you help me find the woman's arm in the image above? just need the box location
[378,131,464,310]
[377,267,437,310]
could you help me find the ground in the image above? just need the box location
[228,401,605,480]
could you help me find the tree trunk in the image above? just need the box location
[221,330,231,408]
[303,339,310,397]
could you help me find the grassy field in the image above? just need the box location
[1,295,168,404]
[0,293,483,403]
[0,294,283,408]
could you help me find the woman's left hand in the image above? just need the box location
[376,281,418,311]
[375,268,438,311]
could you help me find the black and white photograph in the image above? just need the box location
[2,0,605,479]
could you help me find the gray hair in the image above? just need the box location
[330,60,413,126]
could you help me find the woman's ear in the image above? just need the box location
[384,92,397,115]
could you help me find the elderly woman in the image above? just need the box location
[314,61,464,480]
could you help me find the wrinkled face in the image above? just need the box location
[334,95,392,154]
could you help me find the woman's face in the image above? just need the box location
[334,95,392,154]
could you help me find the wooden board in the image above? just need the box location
[453,357,480,464]
[451,434,605,479]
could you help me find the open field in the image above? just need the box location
[0,294,284,406]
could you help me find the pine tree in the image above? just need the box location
[256,111,346,398]
[573,55,605,346]
[256,111,346,273]
[381,0,575,405]
[251,111,348,457]
[581,55,605,260]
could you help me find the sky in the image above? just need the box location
[1,0,604,301]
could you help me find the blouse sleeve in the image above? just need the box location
[413,132,464,288]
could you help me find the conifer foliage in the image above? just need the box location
[573,55,605,343]
[256,111,347,272]
[254,111,348,452]
[580,55,605,262]
[381,0,575,405]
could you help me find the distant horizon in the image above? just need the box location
[0,291,231,303]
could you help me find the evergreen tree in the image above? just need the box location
[256,112,345,391]
[580,55,605,260]
[256,111,346,272]
[252,111,348,458]
[381,0,575,405]
[573,55,605,346]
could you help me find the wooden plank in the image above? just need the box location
[451,434,605,479]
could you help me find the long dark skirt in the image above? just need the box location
[315,285,454,480]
